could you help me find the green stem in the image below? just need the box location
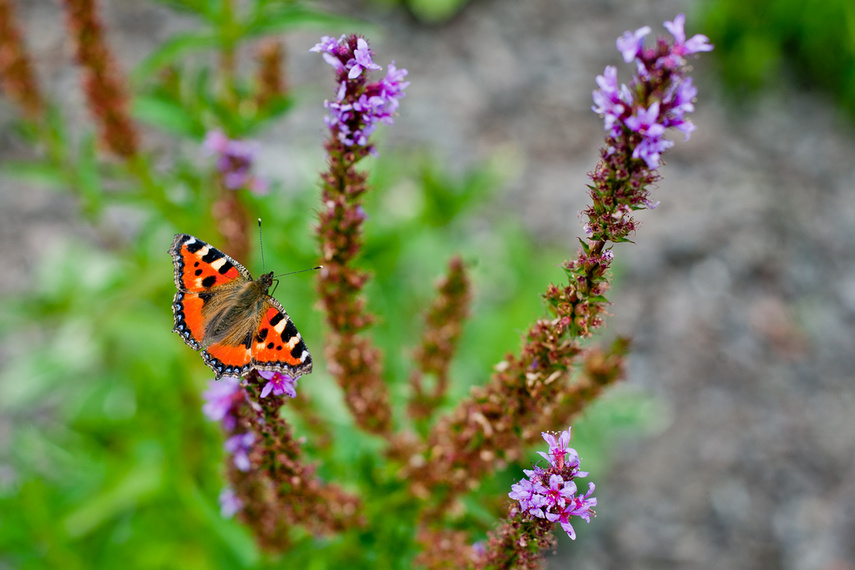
[218,0,238,111]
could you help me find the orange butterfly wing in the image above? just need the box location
[169,234,253,376]
[203,341,253,379]
[251,300,313,377]
[169,233,250,294]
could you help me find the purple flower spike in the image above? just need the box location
[591,14,712,174]
[314,35,408,152]
[259,370,299,399]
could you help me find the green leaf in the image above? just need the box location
[406,0,470,24]
[132,31,219,83]
[132,95,203,138]
[148,0,209,18]
[62,443,164,538]
[76,134,104,214]
[243,5,363,37]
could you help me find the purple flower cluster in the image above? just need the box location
[592,14,713,169]
[201,375,244,431]
[203,129,269,194]
[509,427,597,540]
[201,376,256,480]
[310,35,409,148]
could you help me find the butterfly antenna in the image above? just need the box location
[270,265,322,295]
[275,266,323,278]
[257,218,266,273]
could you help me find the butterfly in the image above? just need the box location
[169,234,312,380]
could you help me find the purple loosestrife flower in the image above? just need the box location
[508,426,595,540]
[663,14,714,59]
[542,474,577,510]
[538,427,571,469]
[202,376,243,431]
[546,482,597,539]
[259,370,298,399]
[509,478,549,517]
[203,129,269,195]
[349,37,382,79]
[616,25,650,62]
[623,102,673,169]
[311,35,409,151]
[591,66,631,137]
[591,14,713,170]
[225,432,255,472]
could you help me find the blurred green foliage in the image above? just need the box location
[367,0,470,25]
[0,1,648,568]
[701,0,855,116]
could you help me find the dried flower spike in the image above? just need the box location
[313,35,408,435]
[61,0,140,159]
[0,0,44,119]
[411,14,711,520]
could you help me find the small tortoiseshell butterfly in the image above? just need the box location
[169,234,312,380]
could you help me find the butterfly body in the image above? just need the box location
[169,234,312,380]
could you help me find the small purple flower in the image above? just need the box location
[219,487,242,518]
[545,505,579,540]
[538,428,573,469]
[616,26,650,62]
[624,102,672,169]
[202,376,242,431]
[310,35,341,54]
[348,37,381,79]
[662,77,698,139]
[592,66,630,137]
[311,35,344,56]
[509,478,547,514]
[225,432,255,471]
[258,370,298,399]
[664,14,714,57]
[202,129,268,195]
[542,474,577,510]
[566,482,598,521]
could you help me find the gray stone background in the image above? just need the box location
[2,0,854,569]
